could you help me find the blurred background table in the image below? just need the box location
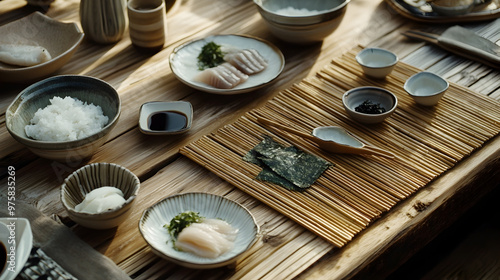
[1,0,499,279]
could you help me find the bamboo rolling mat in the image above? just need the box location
[180,46,500,247]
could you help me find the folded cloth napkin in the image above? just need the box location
[0,196,131,280]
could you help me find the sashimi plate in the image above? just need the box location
[139,192,259,269]
[169,34,285,95]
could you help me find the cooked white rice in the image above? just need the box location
[25,96,109,141]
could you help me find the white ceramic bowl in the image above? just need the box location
[0,12,84,83]
[61,163,140,230]
[253,0,350,44]
[139,192,259,269]
[356,48,398,79]
[404,71,449,106]
[342,86,398,124]
[5,75,121,163]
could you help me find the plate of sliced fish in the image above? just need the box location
[169,34,285,94]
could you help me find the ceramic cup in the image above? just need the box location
[127,0,166,50]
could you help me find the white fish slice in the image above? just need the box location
[224,49,268,75]
[195,62,248,89]
[0,44,52,67]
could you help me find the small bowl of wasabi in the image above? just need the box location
[404,71,449,106]
[61,162,140,229]
[356,47,398,79]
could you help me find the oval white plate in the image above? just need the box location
[169,34,285,95]
[139,192,259,269]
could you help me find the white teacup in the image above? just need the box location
[127,0,166,50]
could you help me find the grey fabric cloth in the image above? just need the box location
[0,196,131,280]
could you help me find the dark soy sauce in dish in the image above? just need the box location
[148,111,187,132]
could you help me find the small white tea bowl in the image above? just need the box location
[404,72,449,106]
[356,48,398,79]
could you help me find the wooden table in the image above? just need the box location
[1,0,499,279]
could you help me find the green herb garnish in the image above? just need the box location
[197,42,225,70]
[164,211,203,239]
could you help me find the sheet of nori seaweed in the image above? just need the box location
[256,167,303,191]
[243,136,302,191]
[243,135,332,191]
[260,147,332,189]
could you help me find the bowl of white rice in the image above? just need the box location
[253,0,350,44]
[6,75,121,162]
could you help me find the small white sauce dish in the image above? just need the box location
[342,86,398,124]
[356,47,398,79]
[139,101,193,135]
[404,72,449,106]
[139,192,259,269]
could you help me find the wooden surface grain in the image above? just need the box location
[1,0,499,279]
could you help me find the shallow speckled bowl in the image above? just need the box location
[342,86,398,124]
[253,0,350,44]
[0,12,84,83]
[5,75,121,162]
[61,162,140,230]
[139,192,260,269]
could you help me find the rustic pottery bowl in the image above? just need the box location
[253,0,350,44]
[61,163,140,230]
[5,75,121,162]
[342,86,398,124]
[139,192,260,269]
[356,47,398,79]
[404,71,449,106]
[0,12,84,83]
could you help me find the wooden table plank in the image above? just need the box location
[1,0,500,279]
